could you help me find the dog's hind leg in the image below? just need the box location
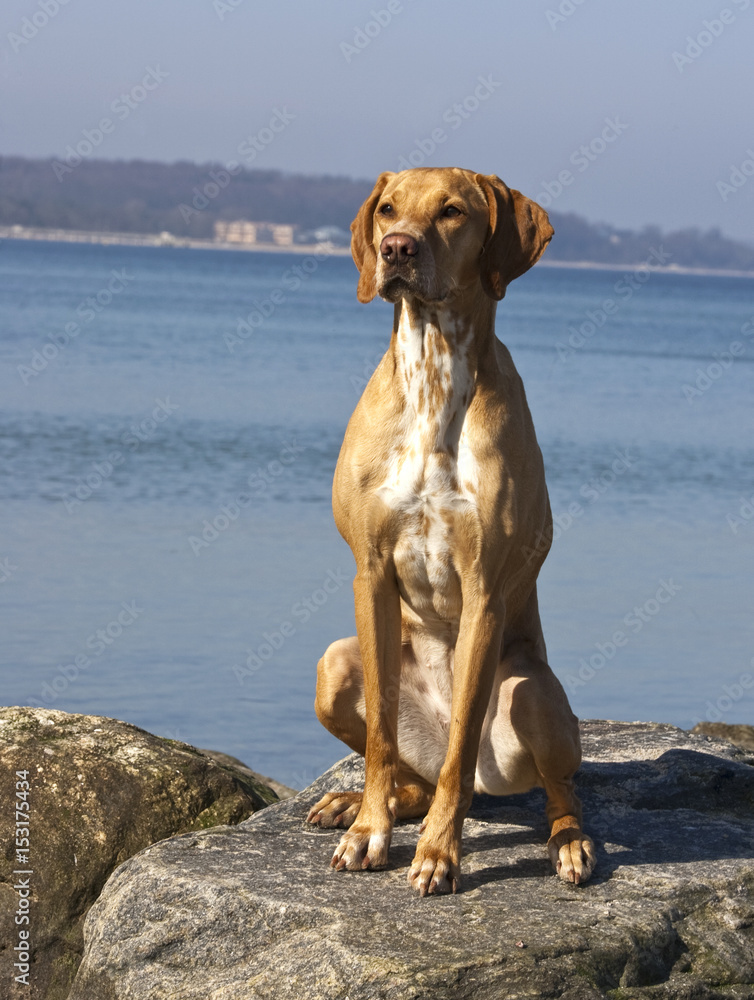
[308,636,435,831]
[503,639,597,884]
[307,778,434,828]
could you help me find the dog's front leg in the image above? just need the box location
[330,562,401,872]
[408,600,504,895]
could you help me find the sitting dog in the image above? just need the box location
[307,167,596,895]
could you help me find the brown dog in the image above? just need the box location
[307,167,596,895]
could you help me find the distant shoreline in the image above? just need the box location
[537,258,754,280]
[0,223,352,257]
[2,223,753,280]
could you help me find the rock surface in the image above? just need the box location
[198,748,298,800]
[69,721,754,1000]
[692,722,754,755]
[0,707,278,1000]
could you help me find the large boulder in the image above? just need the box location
[0,707,279,1000]
[69,721,754,999]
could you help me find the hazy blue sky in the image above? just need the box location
[3,0,753,240]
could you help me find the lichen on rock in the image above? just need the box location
[0,707,278,1000]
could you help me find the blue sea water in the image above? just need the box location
[1,238,752,789]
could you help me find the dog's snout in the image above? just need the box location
[380,233,418,264]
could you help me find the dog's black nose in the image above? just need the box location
[380,233,418,264]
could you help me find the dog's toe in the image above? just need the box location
[331,826,391,871]
[548,829,596,885]
[407,835,460,896]
[306,791,362,828]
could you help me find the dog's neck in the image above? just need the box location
[390,295,497,447]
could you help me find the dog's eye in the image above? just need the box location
[442,205,462,218]
[379,203,394,215]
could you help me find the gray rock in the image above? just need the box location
[69,721,754,1000]
[0,707,279,1000]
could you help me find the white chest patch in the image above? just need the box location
[377,305,480,624]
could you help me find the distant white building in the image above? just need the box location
[214,220,296,245]
[270,224,295,246]
[214,220,258,244]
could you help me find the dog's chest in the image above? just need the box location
[377,317,479,623]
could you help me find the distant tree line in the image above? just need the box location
[549,212,754,271]
[1,155,752,271]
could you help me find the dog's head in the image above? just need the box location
[350,167,553,305]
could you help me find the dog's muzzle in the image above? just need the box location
[380,232,419,264]
[378,232,434,302]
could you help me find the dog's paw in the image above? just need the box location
[330,824,391,871]
[547,828,596,885]
[306,791,362,828]
[407,840,460,896]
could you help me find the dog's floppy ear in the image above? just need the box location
[475,173,553,300]
[350,171,394,303]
